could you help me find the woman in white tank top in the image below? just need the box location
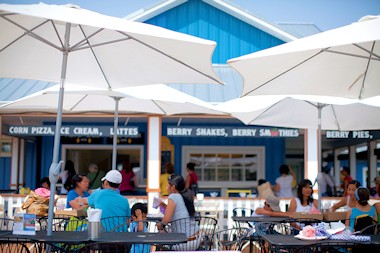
[288,179,319,229]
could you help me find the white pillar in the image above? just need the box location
[305,129,319,185]
[369,141,377,188]
[19,139,25,188]
[349,145,356,180]
[10,137,19,190]
[333,148,342,188]
[147,116,162,214]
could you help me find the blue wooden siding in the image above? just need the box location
[0,158,11,189]
[144,0,285,63]
[24,141,38,189]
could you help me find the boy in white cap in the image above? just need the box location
[78,170,131,222]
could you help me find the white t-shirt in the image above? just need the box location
[316,172,335,194]
[276,175,294,197]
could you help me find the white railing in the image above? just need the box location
[2,194,379,229]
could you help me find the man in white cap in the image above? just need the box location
[253,196,293,217]
[78,170,131,221]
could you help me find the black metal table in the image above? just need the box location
[0,230,187,253]
[232,215,290,223]
[260,234,380,253]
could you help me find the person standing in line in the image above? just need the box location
[275,164,296,198]
[59,160,76,194]
[119,160,138,195]
[160,162,175,196]
[341,166,353,196]
[185,162,198,195]
[87,163,105,190]
[316,166,336,197]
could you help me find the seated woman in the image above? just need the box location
[345,186,377,232]
[66,174,90,210]
[156,174,199,251]
[331,180,361,212]
[288,179,319,230]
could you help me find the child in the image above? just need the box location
[130,202,150,253]
[345,186,377,231]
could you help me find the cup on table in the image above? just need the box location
[88,221,101,239]
[196,193,204,201]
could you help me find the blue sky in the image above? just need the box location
[2,0,380,31]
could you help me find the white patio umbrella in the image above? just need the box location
[0,3,222,236]
[228,15,380,99]
[226,15,380,209]
[0,83,225,171]
[215,95,380,208]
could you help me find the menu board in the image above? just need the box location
[12,213,36,235]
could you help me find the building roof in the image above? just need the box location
[126,0,299,41]
[0,0,321,105]
[0,64,241,105]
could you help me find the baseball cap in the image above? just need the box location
[101,170,122,184]
[265,195,281,212]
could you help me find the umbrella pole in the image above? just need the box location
[112,97,121,170]
[47,23,71,239]
[317,104,322,210]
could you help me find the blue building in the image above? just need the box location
[0,0,378,195]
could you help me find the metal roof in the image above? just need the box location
[0,65,241,105]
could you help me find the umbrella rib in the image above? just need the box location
[323,47,380,61]
[69,94,88,111]
[330,104,341,131]
[243,50,323,96]
[0,16,63,52]
[246,98,287,125]
[152,100,167,114]
[74,26,113,89]
[359,41,376,99]
[118,31,223,85]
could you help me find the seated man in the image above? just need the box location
[253,196,293,217]
[77,170,131,231]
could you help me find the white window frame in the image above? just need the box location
[61,144,145,183]
[182,145,265,189]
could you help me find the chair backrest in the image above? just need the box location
[233,207,254,217]
[256,222,299,236]
[354,214,375,234]
[101,216,131,232]
[208,227,249,251]
[164,216,217,251]
[0,218,14,231]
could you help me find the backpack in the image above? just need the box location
[354,214,375,234]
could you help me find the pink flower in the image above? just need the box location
[301,225,316,237]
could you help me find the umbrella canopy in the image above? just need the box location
[0,3,222,237]
[0,3,222,87]
[0,84,224,116]
[215,95,380,131]
[228,15,380,99]
[216,95,380,208]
